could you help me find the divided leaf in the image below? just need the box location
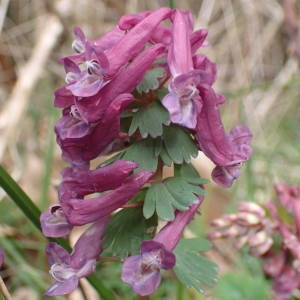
[143,165,206,220]
[143,183,175,220]
[162,126,198,164]
[102,206,157,259]
[128,101,170,138]
[174,238,218,293]
[174,163,210,185]
[122,139,158,172]
[136,67,165,94]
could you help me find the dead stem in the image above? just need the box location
[0,275,12,300]
[97,256,120,262]
[122,202,143,208]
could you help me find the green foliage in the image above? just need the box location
[128,101,170,138]
[143,164,206,220]
[174,163,210,185]
[122,125,199,172]
[173,238,218,293]
[161,126,198,165]
[122,138,158,172]
[213,272,270,300]
[136,67,165,94]
[102,206,157,259]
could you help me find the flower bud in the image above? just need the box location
[238,202,265,218]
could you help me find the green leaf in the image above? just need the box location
[157,87,168,100]
[122,139,158,172]
[102,206,157,258]
[128,101,170,138]
[143,183,175,220]
[136,67,165,94]
[213,272,270,300]
[163,126,198,164]
[143,168,206,220]
[174,238,218,293]
[98,151,125,168]
[159,146,173,166]
[175,163,210,185]
[164,177,205,206]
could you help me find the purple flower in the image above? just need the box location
[58,8,171,100]
[40,205,73,238]
[121,198,203,296]
[162,10,211,129]
[62,171,153,226]
[195,86,252,187]
[44,217,109,296]
[55,93,133,165]
[74,43,166,123]
[66,43,109,97]
[58,160,138,202]
[105,7,171,77]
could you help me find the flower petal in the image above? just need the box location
[58,160,138,201]
[75,43,166,123]
[44,275,79,296]
[45,242,70,266]
[40,205,72,237]
[62,171,153,226]
[121,255,161,296]
[70,216,110,270]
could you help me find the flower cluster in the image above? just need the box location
[209,183,300,300]
[41,7,252,297]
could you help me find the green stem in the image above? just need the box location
[0,164,41,231]
[0,164,115,300]
[176,282,184,300]
[168,0,175,8]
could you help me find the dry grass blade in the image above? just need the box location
[0,14,63,160]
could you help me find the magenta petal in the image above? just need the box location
[63,171,153,225]
[67,72,104,97]
[121,255,161,296]
[141,241,176,269]
[106,7,171,76]
[162,91,197,129]
[58,160,138,201]
[46,242,70,266]
[196,86,252,166]
[63,57,81,74]
[118,11,151,30]
[154,200,203,251]
[195,86,252,186]
[40,205,72,237]
[54,86,74,108]
[73,27,85,44]
[190,29,208,53]
[92,26,125,51]
[211,165,241,188]
[168,10,193,76]
[70,217,110,270]
[44,276,79,296]
[0,248,4,268]
[75,44,165,123]
[55,94,133,164]
[193,54,216,85]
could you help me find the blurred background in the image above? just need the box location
[0,0,300,299]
